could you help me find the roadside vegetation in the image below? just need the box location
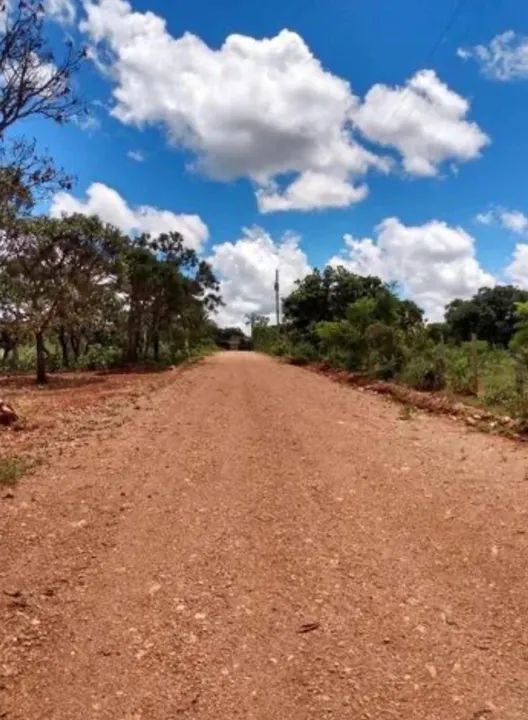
[0,456,34,486]
[253,266,528,424]
[0,2,221,385]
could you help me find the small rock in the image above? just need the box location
[70,519,88,529]
[425,663,437,679]
[0,400,18,427]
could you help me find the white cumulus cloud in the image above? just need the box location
[353,69,489,177]
[475,207,528,235]
[501,210,528,234]
[208,226,311,327]
[45,0,76,24]
[80,0,385,212]
[475,210,494,226]
[257,171,369,213]
[79,1,486,211]
[329,218,494,320]
[506,244,528,288]
[458,31,528,81]
[50,182,209,251]
[127,149,145,162]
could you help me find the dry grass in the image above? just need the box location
[0,457,31,485]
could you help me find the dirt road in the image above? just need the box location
[2,352,528,720]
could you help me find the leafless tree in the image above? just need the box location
[0,0,85,136]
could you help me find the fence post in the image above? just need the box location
[471,332,479,396]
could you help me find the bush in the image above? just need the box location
[399,352,445,391]
[445,347,473,394]
[269,338,291,357]
[289,341,320,365]
[252,325,281,353]
[479,349,515,407]
[76,345,123,371]
[0,345,36,373]
[322,347,348,369]
[0,456,31,485]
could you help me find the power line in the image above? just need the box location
[383,0,471,127]
[425,0,470,66]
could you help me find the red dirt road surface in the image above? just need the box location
[2,352,528,719]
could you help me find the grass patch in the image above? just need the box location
[398,404,414,421]
[0,456,33,486]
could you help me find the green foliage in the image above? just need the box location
[283,266,387,338]
[365,322,405,379]
[0,221,221,381]
[398,341,445,391]
[445,285,528,347]
[289,341,319,365]
[0,457,31,486]
[444,340,486,395]
[252,264,528,423]
[312,286,422,375]
[252,323,281,353]
[481,353,518,411]
[75,345,123,371]
[509,301,528,351]
[399,353,436,389]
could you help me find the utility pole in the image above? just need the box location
[274,268,280,329]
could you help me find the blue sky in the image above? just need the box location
[24,0,528,324]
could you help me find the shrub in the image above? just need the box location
[76,345,123,371]
[289,341,320,365]
[0,457,31,485]
[270,338,291,357]
[445,346,474,394]
[399,353,444,390]
[479,349,516,409]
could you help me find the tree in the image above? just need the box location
[0,1,85,136]
[314,290,418,374]
[0,0,83,231]
[283,266,385,337]
[510,302,528,351]
[124,233,221,364]
[445,286,528,346]
[0,214,124,382]
[245,312,268,337]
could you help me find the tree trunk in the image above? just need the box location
[127,302,140,364]
[59,326,70,368]
[70,332,81,362]
[35,330,47,384]
[152,330,160,363]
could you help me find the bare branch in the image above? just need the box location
[0,0,85,135]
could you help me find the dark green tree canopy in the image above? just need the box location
[0,218,222,381]
[445,285,528,346]
[283,266,386,335]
